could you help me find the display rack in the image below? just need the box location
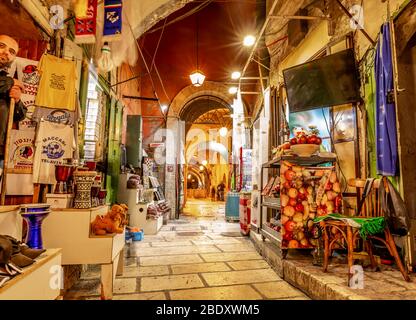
[258,154,337,258]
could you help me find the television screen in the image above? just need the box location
[283,49,361,113]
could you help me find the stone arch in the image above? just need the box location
[168,81,235,118]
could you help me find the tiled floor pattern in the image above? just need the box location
[64,199,309,300]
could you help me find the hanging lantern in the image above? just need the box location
[97,42,114,72]
[190,12,205,87]
[189,70,205,87]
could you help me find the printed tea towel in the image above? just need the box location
[7,129,35,174]
[32,121,75,184]
[35,54,77,111]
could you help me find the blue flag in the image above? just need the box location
[375,22,398,176]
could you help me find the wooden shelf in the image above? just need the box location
[261,203,281,210]
[262,155,336,168]
[0,248,62,300]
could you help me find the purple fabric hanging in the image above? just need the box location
[375,22,398,176]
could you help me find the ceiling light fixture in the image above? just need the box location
[228,87,238,94]
[231,71,241,80]
[98,42,114,72]
[219,127,228,137]
[243,35,256,47]
[161,104,168,113]
[190,13,205,87]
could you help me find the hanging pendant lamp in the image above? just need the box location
[190,13,205,87]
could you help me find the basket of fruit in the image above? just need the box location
[289,126,322,157]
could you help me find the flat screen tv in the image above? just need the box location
[283,49,361,113]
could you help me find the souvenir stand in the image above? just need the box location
[259,154,339,258]
[117,173,166,236]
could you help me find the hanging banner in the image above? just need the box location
[74,0,98,44]
[7,129,35,174]
[15,57,40,131]
[103,0,123,42]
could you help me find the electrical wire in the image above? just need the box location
[150,17,168,73]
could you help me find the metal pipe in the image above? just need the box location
[239,0,279,91]
[251,58,271,71]
[335,0,376,47]
[270,15,330,20]
[122,95,159,101]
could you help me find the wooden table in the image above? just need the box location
[0,248,62,300]
[42,206,125,300]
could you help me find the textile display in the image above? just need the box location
[7,129,35,174]
[32,121,75,185]
[15,57,40,131]
[103,0,123,41]
[375,22,398,176]
[314,213,386,240]
[35,54,77,111]
[74,0,98,44]
[32,107,78,126]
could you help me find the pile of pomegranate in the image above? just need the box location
[280,161,342,249]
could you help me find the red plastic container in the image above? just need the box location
[239,192,251,236]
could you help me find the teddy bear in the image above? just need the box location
[90,204,129,235]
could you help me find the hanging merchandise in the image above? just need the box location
[15,57,40,131]
[31,108,78,126]
[7,129,35,174]
[35,54,77,112]
[32,121,75,185]
[74,0,98,44]
[103,0,123,42]
[375,22,398,176]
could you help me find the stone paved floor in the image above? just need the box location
[64,199,309,300]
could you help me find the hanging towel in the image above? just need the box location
[15,57,40,131]
[74,0,98,44]
[103,0,123,42]
[35,54,77,111]
[375,22,398,176]
[32,121,75,184]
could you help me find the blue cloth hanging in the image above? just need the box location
[375,22,398,176]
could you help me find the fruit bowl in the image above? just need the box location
[290,144,320,157]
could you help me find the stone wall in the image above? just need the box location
[62,265,82,293]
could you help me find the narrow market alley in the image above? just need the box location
[64,201,309,300]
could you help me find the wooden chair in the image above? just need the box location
[320,178,411,285]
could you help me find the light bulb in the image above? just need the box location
[202,160,208,166]
[229,87,238,94]
[219,127,228,137]
[243,35,256,47]
[231,71,241,80]
[97,42,114,73]
[161,104,168,113]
